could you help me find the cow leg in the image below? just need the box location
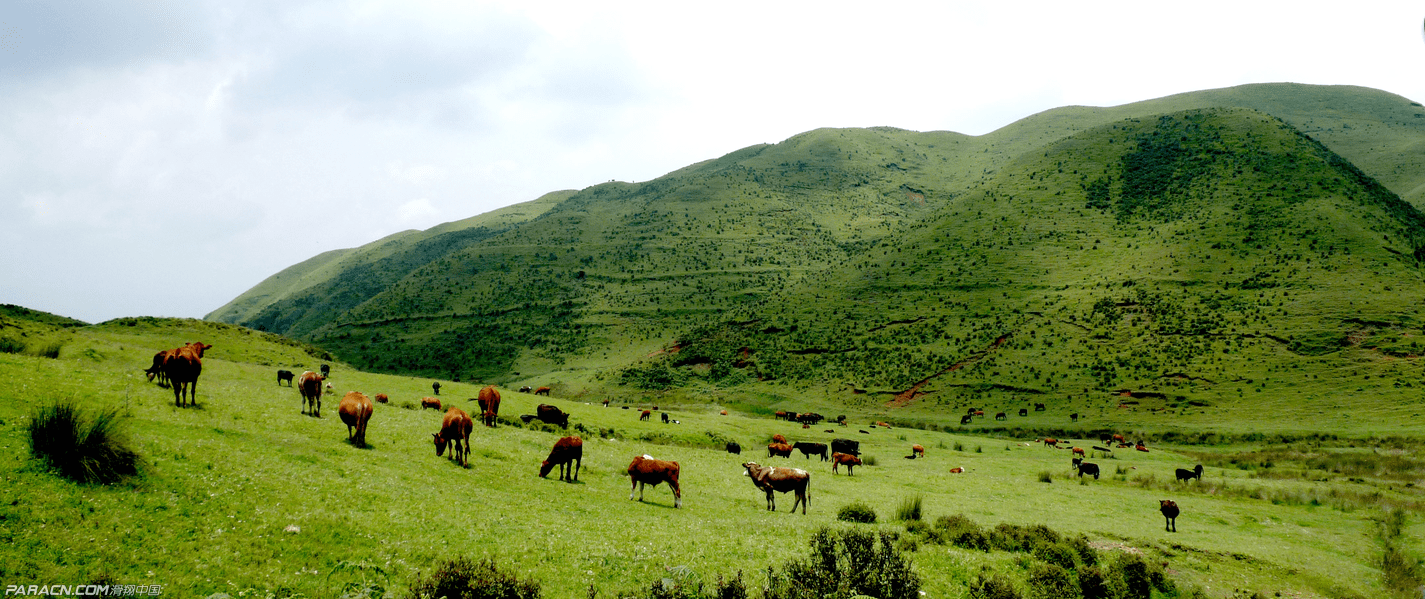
[573,457,580,482]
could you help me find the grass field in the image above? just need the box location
[1,318,1421,598]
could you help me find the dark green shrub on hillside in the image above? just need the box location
[405,557,539,599]
[30,341,63,359]
[930,514,991,551]
[27,401,142,484]
[0,337,24,354]
[1032,541,1080,571]
[1075,565,1118,599]
[837,502,878,524]
[968,573,1022,599]
[1026,563,1079,599]
[764,528,920,599]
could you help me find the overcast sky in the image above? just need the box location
[2,1,1423,324]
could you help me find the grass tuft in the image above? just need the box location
[895,495,924,522]
[27,400,142,484]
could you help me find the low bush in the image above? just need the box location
[968,573,1022,599]
[0,337,24,354]
[764,528,920,599]
[405,556,540,599]
[1026,563,1078,599]
[27,400,142,484]
[837,501,878,524]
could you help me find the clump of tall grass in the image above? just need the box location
[405,556,540,599]
[896,495,924,521]
[27,400,142,484]
[30,341,63,359]
[0,337,24,354]
[1038,471,1055,483]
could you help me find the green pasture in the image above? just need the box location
[1,319,1420,598]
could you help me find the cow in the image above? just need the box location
[277,369,295,386]
[742,462,810,514]
[1136,444,1149,453]
[1112,434,1126,443]
[374,393,388,403]
[144,350,173,385]
[720,410,728,415]
[973,410,984,417]
[911,444,925,458]
[949,467,965,474]
[995,412,1007,421]
[320,364,330,378]
[519,386,532,393]
[431,382,441,396]
[639,410,651,421]
[539,436,583,482]
[1034,403,1046,411]
[771,434,788,444]
[477,385,501,427]
[793,442,828,461]
[1176,464,1204,482]
[774,411,787,421]
[534,386,551,396]
[960,414,973,425]
[831,452,862,475]
[1075,461,1101,480]
[1071,447,1086,457]
[1070,413,1079,422]
[603,399,611,407]
[433,407,473,467]
[421,397,442,411]
[627,455,681,508]
[163,342,212,408]
[830,438,859,456]
[1043,438,1058,448]
[1160,500,1179,532]
[339,391,374,447]
[299,371,325,416]
[726,442,742,455]
[661,412,670,423]
[876,421,891,428]
[767,443,794,458]
[1018,408,1028,417]
[535,404,570,429]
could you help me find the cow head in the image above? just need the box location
[539,460,556,478]
[433,432,448,456]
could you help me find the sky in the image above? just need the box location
[2,1,1423,324]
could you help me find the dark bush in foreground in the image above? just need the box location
[968,573,1022,599]
[405,557,540,599]
[27,401,142,484]
[837,501,877,523]
[765,528,920,599]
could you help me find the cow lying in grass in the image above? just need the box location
[627,455,681,508]
[539,436,582,482]
[742,462,809,514]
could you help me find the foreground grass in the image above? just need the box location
[0,321,1417,598]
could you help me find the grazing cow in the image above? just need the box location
[774,411,787,421]
[421,397,442,411]
[144,350,173,385]
[539,436,583,481]
[966,407,979,415]
[374,393,388,403]
[320,364,330,378]
[661,412,670,423]
[1071,447,1086,457]
[535,404,570,429]
[767,443,794,458]
[1075,461,1101,480]
[949,467,965,474]
[1112,434,1125,443]
[831,452,862,475]
[433,407,473,467]
[519,386,532,393]
[1018,408,1028,417]
[299,371,324,416]
[639,410,651,421]
[627,455,681,508]
[960,414,973,425]
[1070,413,1079,422]
[1160,500,1179,532]
[771,434,788,444]
[830,438,860,456]
[793,442,829,461]
[995,412,1007,421]
[1176,464,1204,482]
[534,386,551,396]
[911,444,925,458]
[742,462,810,514]
[603,399,611,407]
[431,382,441,396]
[1034,403,1046,411]
[726,442,742,455]
[277,369,295,386]
[164,342,212,408]
[1043,438,1058,447]
[339,391,374,447]
[477,385,501,427]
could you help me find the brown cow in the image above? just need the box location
[477,386,501,427]
[421,397,442,411]
[831,452,862,475]
[1136,444,1150,453]
[639,410,651,421]
[299,371,324,416]
[539,436,583,482]
[339,391,374,447]
[144,349,174,385]
[536,404,569,429]
[771,434,788,444]
[433,407,473,467]
[949,467,965,474]
[742,462,810,514]
[627,455,681,508]
[1071,447,1086,457]
[911,444,925,458]
[876,421,891,428]
[767,443,794,458]
[163,342,212,407]
[534,386,551,396]
[1043,438,1058,447]
[1160,500,1179,532]
[374,393,389,403]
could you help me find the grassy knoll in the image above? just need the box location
[0,319,1420,598]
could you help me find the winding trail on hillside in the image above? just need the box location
[886,334,1011,408]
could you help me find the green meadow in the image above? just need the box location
[2,318,1420,598]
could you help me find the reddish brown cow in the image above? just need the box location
[1112,434,1126,443]
[534,386,551,396]
[299,371,325,416]
[163,342,212,407]
[831,452,862,475]
[911,444,925,458]
[1072,447,1086,457]
[771,434,788,444]
[1136,444,1149,452]
[742,462,810,514]
[374,393,389,403]
[144,349,174,385]
[433,407,473,466]
[1043,438,1059,447]
[1160,500,1179,532]
[949,467,965,474]
[876,421,891,428]
[627,455,681,508]
[339,391,374,447]
[478,386,501,427]
[639,410,651,421]
[539,436,583,482]
[421,397,442,411]
[767,443,794,458]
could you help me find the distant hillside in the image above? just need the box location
[208,84,1425,424]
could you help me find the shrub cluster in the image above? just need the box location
[404,557,540,599]
[836,501,877,523]
[27,401,142,484]
[764,528,920,599]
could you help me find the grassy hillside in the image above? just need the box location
[1,318,1420,597]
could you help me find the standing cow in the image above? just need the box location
[164,342,212,408]
[477,385,501,427]
[539,436,583,482]
[627,455,681,508]
[742,462,810,514]
[339,391,374,447]
[299,371,324,416]
[433,407,473,467]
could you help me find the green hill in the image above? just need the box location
[206,84,1425,432]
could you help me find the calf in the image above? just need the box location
[742,462,810,514]
[299,371,325,416]
[627,455,681,508]
[1071,447,1086,457]
[831,452,862,475]
[421,397,442,411]
[536,404,569,429]
[339,391,374,447]
[793,442,828,461]
[911,444,925,458]
[277,369,295,386]
[767,443,794,458]
[539,436,583,482]
[1160,500,1179,532]
[1175,464,1204,482]
[433,407,473,467]
[145,350,173,385]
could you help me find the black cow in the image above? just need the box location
[277,370,294,386]
[1175,464,1204,482]
[726,442,742,455]
[1034,403,1045,411]
[1075,461,1100,480]
[793,442,828,461]
[661,412,670,423]
[320,364,330,378]
[960,414,973,425]
[1018,408,1028,417]
[536,404,570,429]
[830,438,859,457]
